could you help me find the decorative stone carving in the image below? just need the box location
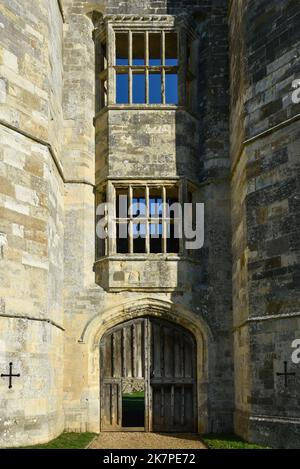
[122,379,145,394]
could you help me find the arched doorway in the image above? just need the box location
[100,316,197,432]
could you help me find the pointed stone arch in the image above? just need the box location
[79,297,214,433]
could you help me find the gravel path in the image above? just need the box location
[89,432,206,449]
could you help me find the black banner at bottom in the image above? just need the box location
[0,448,292,466]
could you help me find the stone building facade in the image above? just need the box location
[0,0,299,448]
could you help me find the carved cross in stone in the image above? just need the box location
[1,362,20,389]
[276,361,296,388]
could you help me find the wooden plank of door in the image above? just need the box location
[160,324,165,378]
[103,334,112,378]
[181,384,185,426]
[171,384,175,427]
[151,321,161,378]
[184,336,193,378]
[184,385,194,431]
[101,383,110,428]
[102,381,121,430]
[132,321,136,378]
[164,326,174,378]
[151,386,159,430]
[111,383,117,427]
[113,329,122,378]
[135,320,143,378]
[174,331,181,378]
[167,386,173,430]
[174,385,181,426]
[112,382,122,430]
[160,385,164,426]
[124,324,133,378]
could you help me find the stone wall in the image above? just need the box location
[0,0,64,162]
[103,0,227,16]
[193,0,233,431]
[100,110,199,181]
[0,0,64,447]
[229,0,300,448]
[62,0,95,296]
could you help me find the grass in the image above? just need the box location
[18,432,97,449]
[122,391,145,427]
[15,431,271,450]
[202,433,271,449]
[123,391,145,398]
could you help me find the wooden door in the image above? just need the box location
[100,317,149,431]
[100,317,196,432]
[150,319,197,432]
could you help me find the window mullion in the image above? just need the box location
[129,185,133,253]
[107,24,115,105]
[178,27,187,106]
[179,180,186,255]
[162,68,166,105]
[162,185,167,254]
[145,31,149,105]
[128,31,132,104]
[161,31,166,104]
[146,185,150,254]
[107,181,116,255]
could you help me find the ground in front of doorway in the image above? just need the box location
[89,432,206,449]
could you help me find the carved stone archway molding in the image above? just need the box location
[79,297,214,433]
[79,297,213,350]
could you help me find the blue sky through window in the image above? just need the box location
[149,223,162,236]
[116,73,129,103]
[150,197,163,217]
[166,74,178,104]
[133,58,145,65]
[149,58,161,66]
[132,198,146,217]
[117,73,178,104]
[165,58,178,66]
[149,73,162,104]
[116,58,129,65]
[115,31,178,105]
[133,74,145,103]
[133,222,146,237]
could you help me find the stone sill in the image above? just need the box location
[94,254,201,264]
[99,287,184,293]
[94,255,200,291]
[94,105,199,121]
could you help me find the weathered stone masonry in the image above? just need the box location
[0,0,299,448]
[0,0,65,446]
[229,0,300,448]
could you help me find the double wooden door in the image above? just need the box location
[100,317,197,432]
